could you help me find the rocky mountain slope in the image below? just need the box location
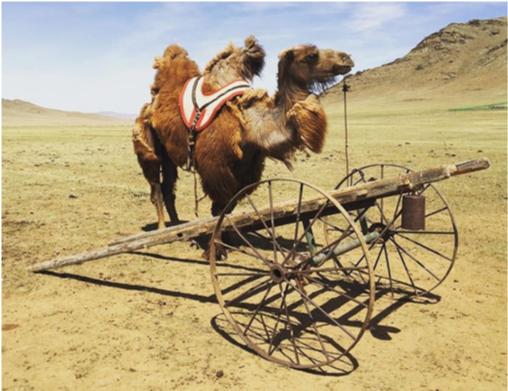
[323,17,507,110]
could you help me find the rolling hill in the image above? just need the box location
[2,99,132,127]
[323,17,507,111]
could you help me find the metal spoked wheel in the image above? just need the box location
[334,164,459,298]
[210,179,375,369]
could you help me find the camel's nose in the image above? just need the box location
[340,54,354,67]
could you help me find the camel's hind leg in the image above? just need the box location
[149,183,166,229]
[160,148,180,226]
[132,125,166,230]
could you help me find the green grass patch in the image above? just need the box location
[449,102,507,111]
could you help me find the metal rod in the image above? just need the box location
[311,231,380,267]
[343,79,350,184]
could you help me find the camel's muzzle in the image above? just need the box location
[332,63,353,75]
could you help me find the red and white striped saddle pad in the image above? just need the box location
[179,76,250,132]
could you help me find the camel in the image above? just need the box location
[132,37,265,230]
[136,41,354,259]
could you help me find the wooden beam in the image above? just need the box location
[27,158,490,272]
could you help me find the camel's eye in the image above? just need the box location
[305,52,319,63]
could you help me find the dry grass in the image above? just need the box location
[2,98,507,390]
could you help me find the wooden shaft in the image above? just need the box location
[27,158,490,272]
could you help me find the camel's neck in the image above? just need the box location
[240,81,326,166]
[240,94,295,164]
[275,81,310,113]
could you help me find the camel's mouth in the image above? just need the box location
[332,64,353,75]
[332,53,355,76]
[314,64,353,86]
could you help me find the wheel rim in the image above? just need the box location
[210,179,375,369]
[334,164,458,298]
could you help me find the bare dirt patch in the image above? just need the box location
[2,98,506,390]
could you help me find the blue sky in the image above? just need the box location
[2,2,506,114]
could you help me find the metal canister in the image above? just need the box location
[401,194,425,230]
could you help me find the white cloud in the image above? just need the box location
[346,2,407,32]
[3,2,505,113]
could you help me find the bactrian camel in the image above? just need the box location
[133,36,265,231]
[135,39,354,259]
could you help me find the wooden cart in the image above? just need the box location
[28,158,490,369]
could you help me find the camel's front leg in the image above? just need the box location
[160,149,181,227]
[202,200,237,261]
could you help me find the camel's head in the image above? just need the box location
[277,45,354,93]
[204,35,266,87]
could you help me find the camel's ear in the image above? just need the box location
[277,49,295,89]
[284,50,295,62]
[243,35,266,78]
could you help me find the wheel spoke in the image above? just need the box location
[383,241,394,296]
[425,206,448,219]
[215,271,268,277]
[380,165,385,218]
[350,208,402,270]
[319,216,347,233]
[268,291,285,355]
[300,226,355,268]
[305,275,369,309]
[372,242,384,272]
[299,266,369,274]
[283,201,328,266]
[293,183,305,246]
[279,283,300,365]
[395,232,453,262]
[225,215,271,267]
[396,230,455,235]
[418,183,431,196]
[296,207,372,269]
[251,231,290,256]
[225,278,272,307]
[388,237,440,281]
[286,279,356,340]
[298,287,331,363]
[243,282,275,336]
[392,192,404,224]
[394,243,418,294]
[215,239,270,266]
[373,200,389,225]
[268,181,278,264]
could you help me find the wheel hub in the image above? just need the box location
[369,222,395,242]
[269,264,287,284]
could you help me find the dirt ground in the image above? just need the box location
[2,100,507,390]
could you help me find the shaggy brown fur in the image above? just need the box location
[236,45,354,169]
[132,45,200,229]
[135,40,354,259]
[133,38,265,230]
